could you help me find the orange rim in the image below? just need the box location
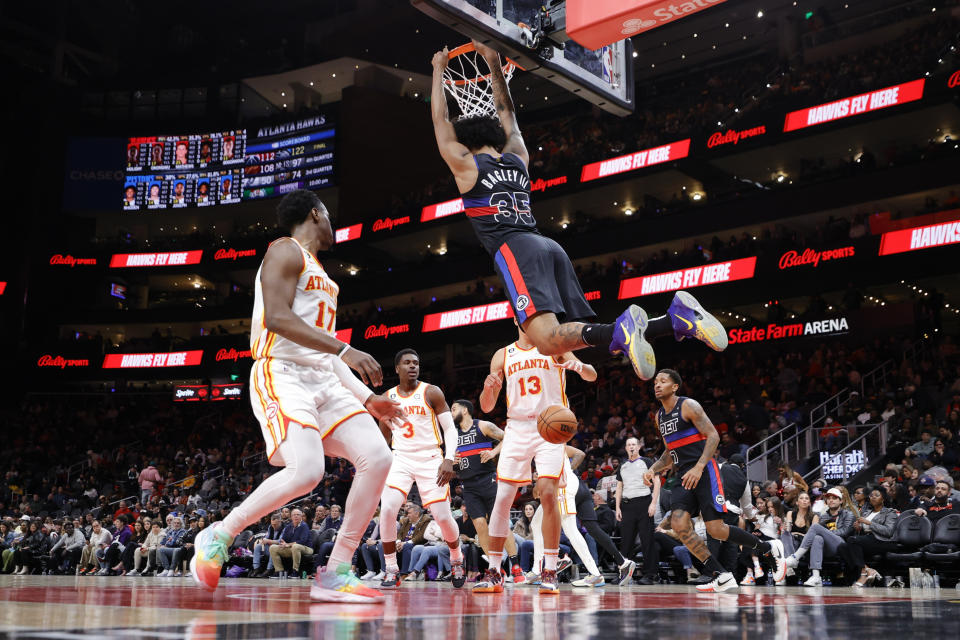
[445,42,524,87]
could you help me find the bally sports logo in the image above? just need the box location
[214,248,257,261]
[950,71,960,88]
[372,216,411,232]
[778,246,855,269]
[37,355,90,368]
[620,0,728,36]
[50,254,97,267]
[707,126,767,149]
[364,323,410,340]
[530,176,568,192]
[215,348,252,362]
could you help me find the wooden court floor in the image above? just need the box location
[1,575,959,639]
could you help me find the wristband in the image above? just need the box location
[337,343,351,358]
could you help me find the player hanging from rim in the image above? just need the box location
[475,320,596,595]
[527,445,607,587]
[190,189,402,604]
[430,41,728,382]
[377,349,467,590]
[643,369,786,592]
[450,399,525,584]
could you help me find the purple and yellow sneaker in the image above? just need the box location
[189,522,232,592]
[311,563,385,604]
[668,291,728,351]
[609,304,656,380]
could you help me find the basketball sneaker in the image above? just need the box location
[740,572,756,586]
[539,569,559,594]
[511,564,526,584]
[473,568,504,593]
[190,521,232,592]
[572,574,605,587]
[769,539,787,583]
[556,556,573,575]
[525,571,541,585]
[617,559,636,585]
[668,291,728,351]
[451,561,466,589]
[609,305,656,380]
[696,572,738,593]
[379,569,401,589]
[311,563,385,604]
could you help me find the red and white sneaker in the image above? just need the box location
[310,563,385,604]
[512,564,526,585]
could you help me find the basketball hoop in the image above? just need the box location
[442,43,523,119]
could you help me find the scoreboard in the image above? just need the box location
[121,116,334,210]
[242,117,336,200]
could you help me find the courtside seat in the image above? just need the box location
[924,514,960,577]
[884,514,932,576]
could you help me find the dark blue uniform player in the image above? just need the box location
[645,369,785,592]
[431,41,728,381]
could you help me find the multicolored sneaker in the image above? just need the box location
[525,571,541,585]
[539,569,559,594]
[668,291,728,351]
[310,563,385,604]
[472,569,504,593]
[511,564,526,585]
[379,569,401,590]
[617,560,636,585]
[556,557,573,575]
[451,560,466,589]
[609,305,656,380]
[189,522,232,592]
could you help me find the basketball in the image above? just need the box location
[537,405,578,444]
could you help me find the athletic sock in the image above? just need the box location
[704,555,725,575]
[581,323,614,347]
[725,525,765,550]
[543,550,559,571]
[384,552,398,573]
[647,314,674,339]
[450,545,463,563]
[487,551,504,573]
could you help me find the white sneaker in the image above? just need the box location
[784,555,799,569]
[803,574,822,587]
[571,574,605,587]
[360,571,376,580]
[769,539,787,583]
[753,566,764,579]
[173,571,182,577]
[740,572,756,586]
[372,571,385,581]
[696,572,738,593]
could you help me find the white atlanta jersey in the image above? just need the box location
[386,381,443,456]
[503,342,567,421]
[250,237,340,367]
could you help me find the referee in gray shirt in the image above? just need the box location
[616,437,661,584]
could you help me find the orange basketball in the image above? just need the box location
[537,405,578,444]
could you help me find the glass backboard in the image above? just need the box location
[412,0,635,116]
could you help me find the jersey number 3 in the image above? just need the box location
[400,421,414,438]
[489,192,533,225]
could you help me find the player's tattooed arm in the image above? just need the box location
[684,399,721,470]
[647,449,674,475]
[565,445,586,472]
[472,40,528,167]
[479,420,505,462]
[431,47,475,183]
[479,348,506,414]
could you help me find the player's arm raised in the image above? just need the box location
[426,385,457,487]
[261,239,384,386]
[478,420,504,462]
[479,347,506,414]
[473,40,529,167]
[554,352,597,382]
[679,399,720,491]
[431,48,475,181]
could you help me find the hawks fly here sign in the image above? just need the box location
[618,257,757,299]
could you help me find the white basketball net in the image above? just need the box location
[442,48,517,119]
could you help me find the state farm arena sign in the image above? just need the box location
[728,317,850,345]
